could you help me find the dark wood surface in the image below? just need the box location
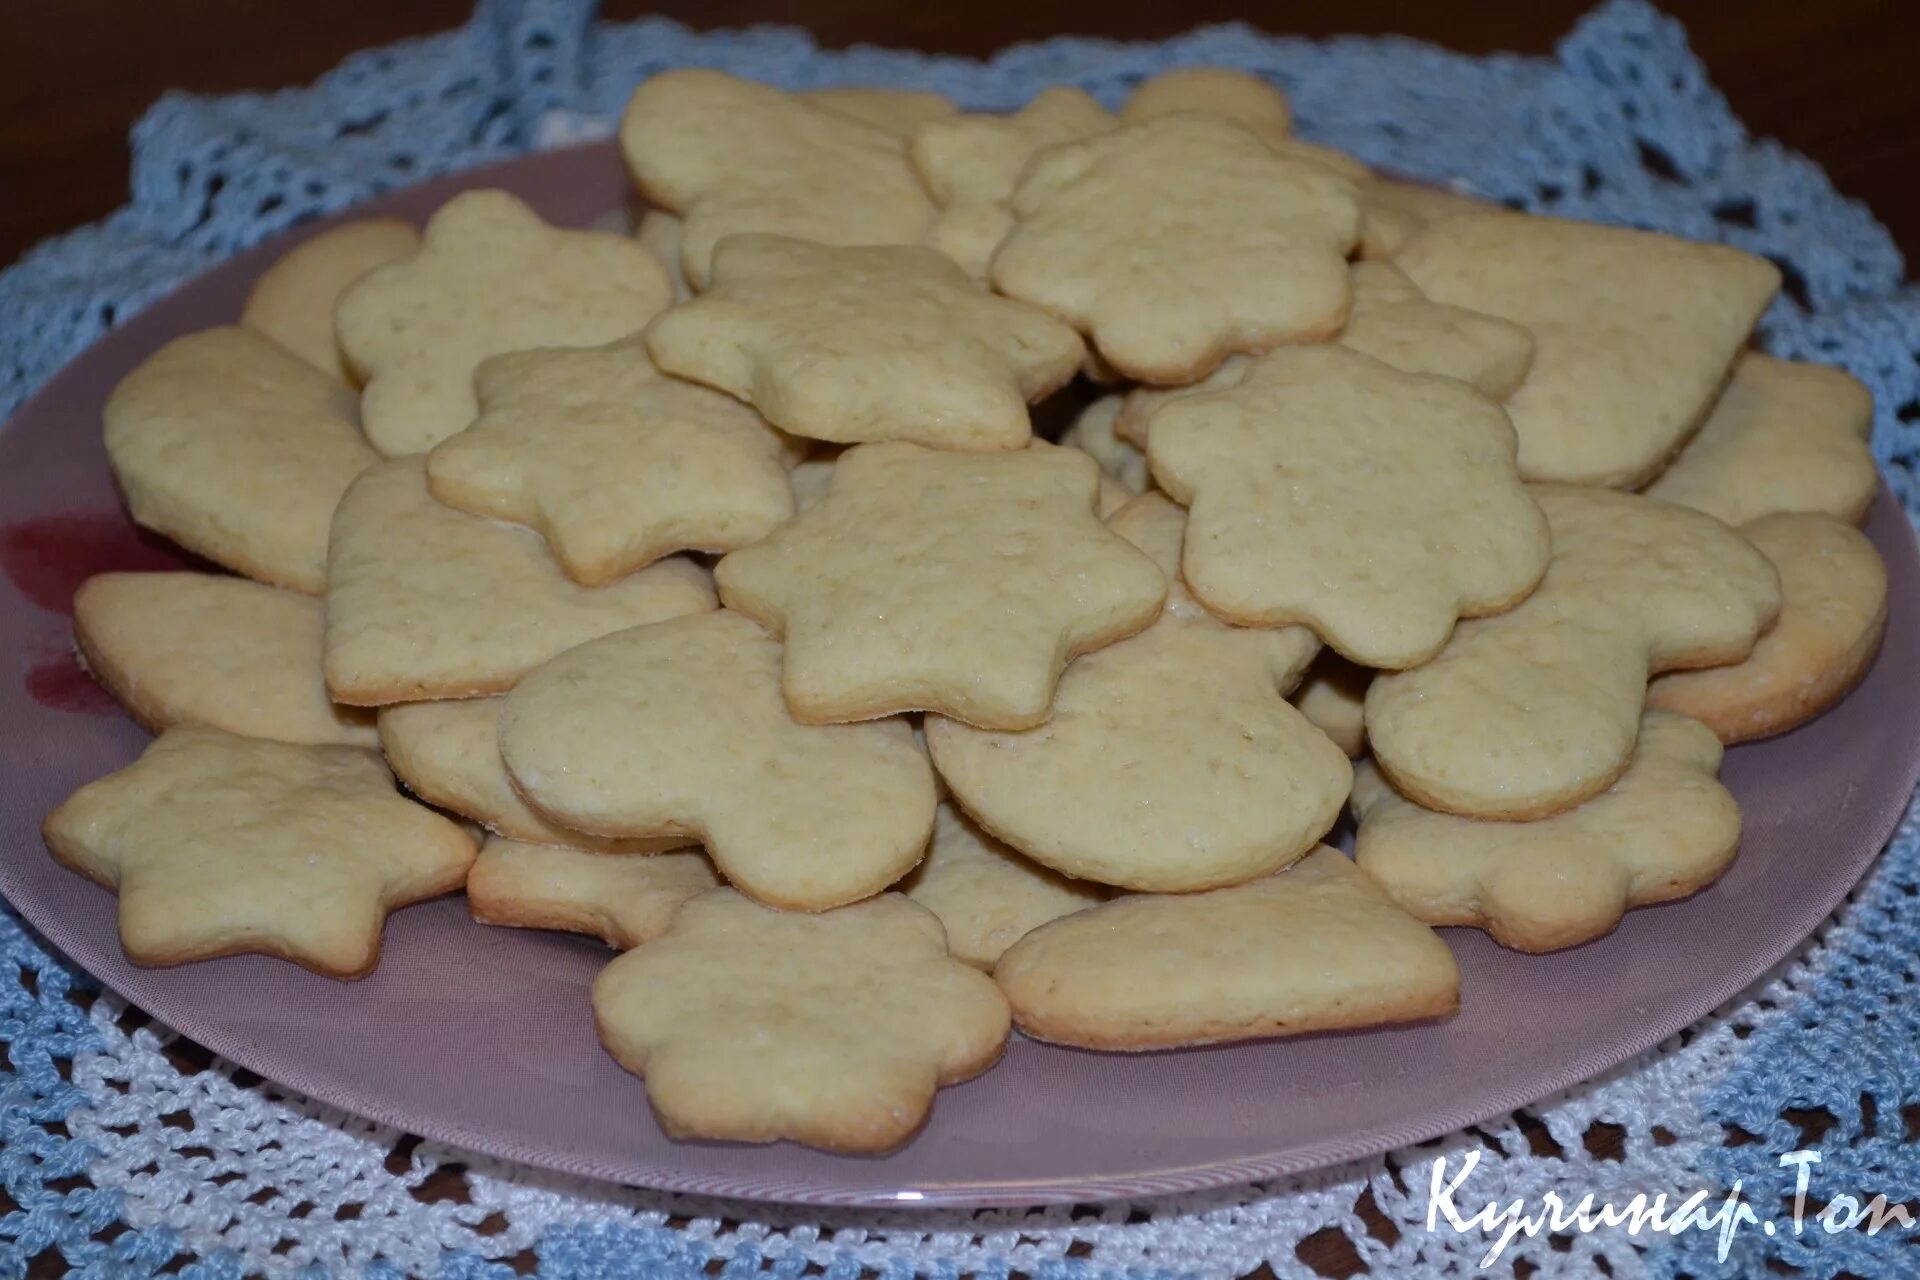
[1,0,1917,272]
[1,3,1908,1274]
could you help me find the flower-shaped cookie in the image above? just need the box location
[929,494,1348,892]
[1148,345,1550,668]
[324,459,715,705]
[907,86,1114,278]
[646,235,1083,452]
[466,838,719,950]
[1643,353,1878,527]
[994,848,1459,1050]
[619,69,934,288]
[43,727,475,979]
[1354,711,1740,952]
[426,340,796,585]
[1367,485,1782,819]
[716,442,1167,728]
[1396,210,1780,487]
[499,611,938,911]
[991,114,1361,382]
[103,326,375,594]
[335,189,672,456]
[593,889,1010,1152]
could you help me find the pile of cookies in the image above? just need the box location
[41,65,1890,1155]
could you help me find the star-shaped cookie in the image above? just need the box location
[593,888,1010,1152]
[715,442,1167,728]
[907,86,1114,279]
[991,114,1361,382]
[103,326,376,595]
[1148,344,1550,668]
[499,610,938,911]
[645,235,1083,451]
[43,727,476,980]
[334,189,673,456]
[619,69,934,289]
[928,493,1349,893]
[426,340,797,585]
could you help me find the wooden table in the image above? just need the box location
[0,2,1906,1276]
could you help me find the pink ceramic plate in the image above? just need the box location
[3,144,1917,1209]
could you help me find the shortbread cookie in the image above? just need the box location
[801,86,959,136]
[619,69,934,289]
[500,611,937,910]
[901,804,1106,969]
[1292,652,1370,757]
[994,848,1459,1050]
[716,442,1166,728]
[467,837,718,949]
[635,210,694,302]
[1367,485,1782,818]
[44,726,474,979]
[1149,345,1548,668]
[240,218,422,381]
[1340,261,1534,400]
[646,235,1083,451]
[1642,353,1878,527]
[102,326,375,594]
[908,87,1114,279]
[593,888,1009,1152]
[992,115,1361,382]
[1353,711,1740,952]
[929,493,1345,891]
[1356,177,1492,260]
[1121,66,1293,137]
[427,340,794,584]
[377,696,685,853]
[335,189,672,456]
[1647,514,1887,742]
[787,456,838,512]
[323,459,714,704]
[1112,354,1251,449]
[1396,210,1780,487]
[1060,394,1148,493]
[74,572,374,747]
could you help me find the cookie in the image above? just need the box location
[239,218,421,381]
[929,493,1345,891]
[1353,711,1740,952]
[593,888,1009,1152]
[1148,345,1549,668]
[43,726,475,980]
[323,459,715,705]
[1059,394,1148,493]
[1367,485,1782,819]
[466,837,719,949]
[991,114,1361,383]
[635,210,694,302]
[335,189,672,456]
[1395,210,1780,487]
[645,235,1083,451]
[994,848,1459,1050]
[619,69,934,289]
[377,696,686,854]
[1120,66,1293,137]
[102,326,376,595]
[74,572,375,747]
[787,456,838,512]
[801,86,959,136]
[1112,354,1251,449]
[716,441,1167,728]
[1642,353,1879,527]
[1292,651,1370,757]
[1355,177,1492,260]
[901,803,1107,969]
[499,611,938,911]
[1647,513,1888,743]
[426,340,795,585]
[907,86,1114,279]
